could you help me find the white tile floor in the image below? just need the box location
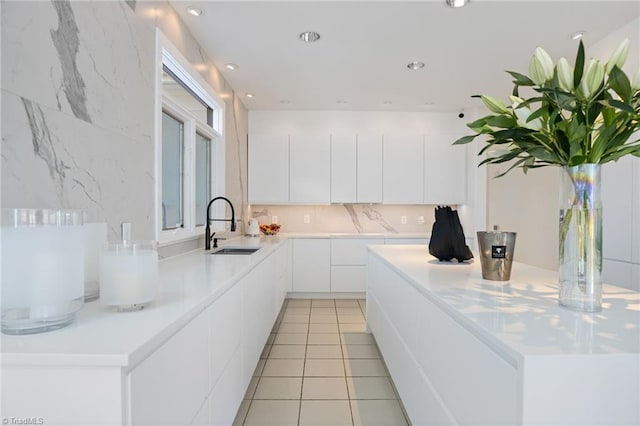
[233,299,409,426]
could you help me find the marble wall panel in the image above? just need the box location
[2,90,154,240]
[250,204,437,235]
[1,0,155,142]
[2,0,248,247]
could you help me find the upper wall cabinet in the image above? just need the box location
[290,133,331,203]
[331,133,357,203]
[248,130,467,206]
[383,134,424,204]
[248,134,290,204]
[357,133,383,203]
[424,133,467,205]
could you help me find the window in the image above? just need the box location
[161,110,184,230]
[195,132,211,227]
[155,30,225,244]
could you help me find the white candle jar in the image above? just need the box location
[83,222,108,302]
[99,240,158,311]
[1,208,85,334]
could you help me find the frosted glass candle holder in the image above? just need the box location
[83,223,108,302]
[1,208,85,334]
[99,241,158,311]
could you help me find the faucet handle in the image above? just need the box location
[212,236,226,248]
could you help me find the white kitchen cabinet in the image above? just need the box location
[292,238,331,292]
[331,238,384,265]
[209,282,242,388]
[129,313,210,426]
[424,133,467,205]
[633,157,640,265]
[331,133,357,203]
[2,239,292,426]
[210,346,243,426]
[383,134,424,204]
[357,133,383,203]
[248,133,289,203]
[331,266,366,292]
[191,397,211,426]
[330,238,383,293]
[290,133,331,203]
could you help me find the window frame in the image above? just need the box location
[155,30,225,245]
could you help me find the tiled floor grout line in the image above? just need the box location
[297,300,312,426]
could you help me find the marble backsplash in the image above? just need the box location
[250,204,444,235]
[1,1,248,242]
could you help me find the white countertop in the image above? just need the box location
[281,232,429,239]
[368,245,640,362]
[1,236,287,369]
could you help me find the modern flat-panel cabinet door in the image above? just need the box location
[383,134,424,204]
[357,133,383,203]
[290,133,331,203]
[248,133,290,203]
[292,238,331,292]
[331,133,357,203]
[424,133,467,205]
[129,313,210,426]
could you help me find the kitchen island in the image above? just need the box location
[367,245,640,426]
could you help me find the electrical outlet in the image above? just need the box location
[272,216,278,224]
[418,216,425,224]
[401,216,407,225]
[304,214,311,224]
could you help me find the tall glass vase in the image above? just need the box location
[558,164,602,312]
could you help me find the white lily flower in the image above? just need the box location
[481,95,509,114]
[557,58,574,92]
[632,66,640,90]
[580,59,605,99]
[606,38,630,74]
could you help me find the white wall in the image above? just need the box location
[248,110,485,241]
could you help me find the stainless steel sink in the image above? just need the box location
[209,247,260,255]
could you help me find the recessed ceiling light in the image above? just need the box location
[570,31,586,40]
[225,63,238,71]
[246,93,254,99]
[407,61,425,70]
[445,0,468,7]
[186,6,202,16]
[299,31,321,43]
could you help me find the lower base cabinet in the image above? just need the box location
[129,313,211,425]
[292,239,331,292]
[1,242,290,426]
[128,243,288,426]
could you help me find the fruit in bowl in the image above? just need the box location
[260,223,281,235]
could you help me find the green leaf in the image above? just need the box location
[453,135,477,145]
[608,66,632,102]
[574,40,585,88]
[526,106,549,122]
[606,99,636,114]
[467,117,488,131]
[486,115,518,128]
[506,70,535,86]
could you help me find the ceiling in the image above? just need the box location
[171,1,640,112]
